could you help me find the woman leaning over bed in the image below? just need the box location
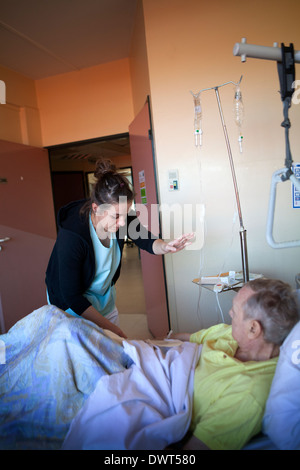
[46,158,193,338]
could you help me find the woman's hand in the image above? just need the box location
[153,233,194,255]
[82,306,127,338]
[168,332,191,342]
[110,324,127,339]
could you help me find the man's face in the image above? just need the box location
[229,286,255,347]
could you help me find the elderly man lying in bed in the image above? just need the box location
[171,278,299,450]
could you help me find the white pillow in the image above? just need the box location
[262,320,300,450]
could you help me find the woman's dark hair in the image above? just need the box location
[80,159,134,217]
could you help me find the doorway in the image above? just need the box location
[47,133,151,338]
[47,133,131,220]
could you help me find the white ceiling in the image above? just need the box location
[0,0,138,80]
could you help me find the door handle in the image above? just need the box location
[0,237,10,251]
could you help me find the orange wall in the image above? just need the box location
[36,58,135,146]
[0,65,42,146]
[1,58,136,148]
[129,0,151,115]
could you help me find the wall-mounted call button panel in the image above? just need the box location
[168,169,179,191]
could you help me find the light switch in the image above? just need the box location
[168,169,179,191]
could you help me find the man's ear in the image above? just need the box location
[91,203,98,214]
[248,319,262,339]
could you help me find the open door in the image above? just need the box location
[0,140,56,332]
[129,99,169,337]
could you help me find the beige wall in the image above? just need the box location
[142,0,300,332]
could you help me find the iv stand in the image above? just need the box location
[191,77,250,282]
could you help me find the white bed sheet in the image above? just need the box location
[62,339,202,450]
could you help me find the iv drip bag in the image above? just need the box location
[193,94,202,147]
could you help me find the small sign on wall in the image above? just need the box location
[139,170,147,204]
[292,163,300,209]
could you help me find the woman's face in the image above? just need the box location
[92,200,132,234]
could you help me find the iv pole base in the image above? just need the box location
[239,229,249,283]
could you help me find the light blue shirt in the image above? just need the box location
[65,215,121,318]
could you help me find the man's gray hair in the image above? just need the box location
[243,278,299,345]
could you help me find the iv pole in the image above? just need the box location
[191,77,250,283]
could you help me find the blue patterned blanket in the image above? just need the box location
[0,305,132,449]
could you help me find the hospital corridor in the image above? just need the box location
[117,243,154,339]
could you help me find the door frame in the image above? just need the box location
[129,97,170,336]
[145,96,170,322]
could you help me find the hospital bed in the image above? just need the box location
[0,303,299,450]
[0,305,199,450]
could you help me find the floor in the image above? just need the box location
[116,243,153,340]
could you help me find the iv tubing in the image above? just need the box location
[214,86,250,282]
[214,87,244,230]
